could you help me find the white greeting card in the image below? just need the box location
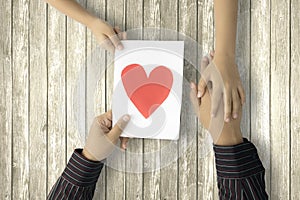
[112,40,184,140]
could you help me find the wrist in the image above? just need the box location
[215,127,243,146]
[214,51,236,61]
[82,148,98,162]
[86,16,101,30]
[212,54,237,70]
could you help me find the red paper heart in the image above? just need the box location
[121,64,173,118]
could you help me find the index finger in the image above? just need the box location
[105,110,112,121]
[107,28,123,50]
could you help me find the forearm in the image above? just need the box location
[47,149,103,199]
[45,0,97,29]
[214,0,238,58]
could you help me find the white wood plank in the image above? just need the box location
[159,1,179,200]
[12,0,30,198]
[86,0,107,199]
[29,0,47,198]
[106,0,126,199]
[178,0,198,199]
[250,0,271,195]
[47,5,67,193]
[236,0,251,139]
[0,1,12,199]
[142,0,161,199]
[197,0,216,199]
[3,0,299,199]
[291,0,300,199]
[270,0,290,199]
[124,0,144,199]
[66,0,86,160]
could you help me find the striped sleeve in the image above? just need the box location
[47,149,104,200]
[213,138,269,199]
[213,138,265,179]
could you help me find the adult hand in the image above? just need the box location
[197,53,245,123]
[89,19,126,53]
[190,55,243,145]
[82,110,130,161]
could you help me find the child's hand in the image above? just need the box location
[190,56,243,145]
[197,53,245,123]
[89,19,126,53]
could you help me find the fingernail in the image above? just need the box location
[225,118,230,123]
[123,114,130,122]
[117,44,124,50]
[233,113,238,119]
[190,83,195,89]
[197,91,202,98]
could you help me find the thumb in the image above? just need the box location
[107,114,130,142]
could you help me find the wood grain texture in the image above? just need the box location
[1,0,299,199]
[0,1,12,199]
[106,0,126,199]
[236,0,251,139]
[250,0,271,195]
[47,5,66,193]
[142,0,161,199]
[12,0,30,198]
[66,0,86,159]
[178,0,198,199]
[159,1,178,200]
[270,0,290,199]
[29,0,47,199]
[125,0,144,199]
[197,0,217,199]
[291,0,300,199]
[86,0,107,199]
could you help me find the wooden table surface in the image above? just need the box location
[0,0,299,199]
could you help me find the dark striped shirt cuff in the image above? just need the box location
[213,138,265,179]
[62,149,104,187]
